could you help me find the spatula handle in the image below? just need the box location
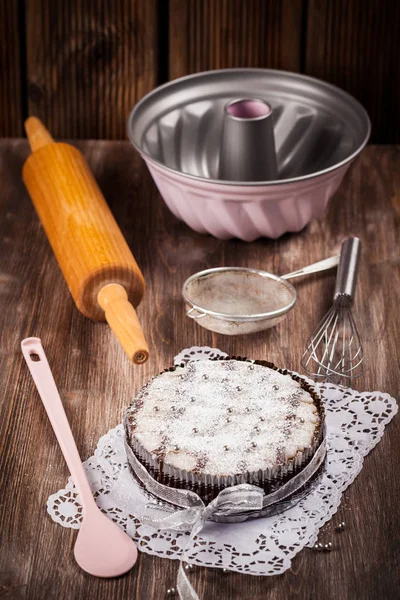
[21,338,95,508]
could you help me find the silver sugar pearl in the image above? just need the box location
[299,417,305,423]
[167,588,176,596]
[184,564,193,571]
[171,406,176,412]
[192,427,199,434]
[250,441,257,449]
[173,445,179,452]
[223,445,229,451]
[245,406,251,412]
[272,384,279,391]
[248,364,255,370]
[253,426,260,433]
[227,407,234,414]
[202,374,209,380]
[226,417,232,423]
[236,386,242,392]
[259,416,265,422]
[324,543,332,552]
[153,406,160,412]
[313,543,320,551]
[190,397,196,403]
[336,521,346,532]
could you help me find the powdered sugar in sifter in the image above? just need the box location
[183,254,340,335]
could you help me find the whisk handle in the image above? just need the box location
[334,237,361,301]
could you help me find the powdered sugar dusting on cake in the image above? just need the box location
[127,360,319,476]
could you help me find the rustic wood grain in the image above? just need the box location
[25,0,158,139]
[168,0,303,79]
[0,140,399,599]
[0,2,24,136]
[305,0,400,144]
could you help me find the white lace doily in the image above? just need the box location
[48,346,397,576]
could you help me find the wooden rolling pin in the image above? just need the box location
[22,117,149,364]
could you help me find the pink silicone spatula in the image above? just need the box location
[21,337,138,577]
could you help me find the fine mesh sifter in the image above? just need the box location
[183,254,340,335]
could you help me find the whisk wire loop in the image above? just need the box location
[301,238,363,383]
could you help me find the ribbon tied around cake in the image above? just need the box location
[142,484,264,600]
[123,433,326,600]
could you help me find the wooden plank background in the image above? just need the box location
[0,0,399,142]
[0,2,23,136]
[168,0,303,77]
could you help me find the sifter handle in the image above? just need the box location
[97,284,149,364]
[334,237,362,301]
[282,254,340,280]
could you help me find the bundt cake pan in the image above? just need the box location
[128,69,370,241]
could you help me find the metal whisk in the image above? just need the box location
[301,237,363,383]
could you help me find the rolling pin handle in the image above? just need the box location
[25,117,55,151]
[97,284,149,365]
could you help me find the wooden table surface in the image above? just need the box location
[0,140,399,600]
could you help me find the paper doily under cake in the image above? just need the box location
[47,346,397,576]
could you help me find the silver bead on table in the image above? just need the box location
[184,564,193,571]
[314,542,324,551]
[167,588,176,596]
[336,521,346,532]
[324,542,333,552]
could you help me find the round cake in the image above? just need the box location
[124,358,323,504]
